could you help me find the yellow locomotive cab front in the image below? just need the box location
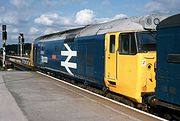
[104,31,156,103]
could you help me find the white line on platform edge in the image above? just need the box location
[36,71,167,121]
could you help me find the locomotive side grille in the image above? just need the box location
[167,54,180,63]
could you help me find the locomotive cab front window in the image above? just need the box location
[119,33,137,55]
[136,31,156,52]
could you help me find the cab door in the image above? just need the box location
[105,33,119,81]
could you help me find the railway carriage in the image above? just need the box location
[33,14,166,104]
[154,14,180,112]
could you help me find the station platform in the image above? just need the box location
[0,71,164,121]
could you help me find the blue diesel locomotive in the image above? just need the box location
[33,14,166,105]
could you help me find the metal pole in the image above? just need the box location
[19,33,24,58]
[17,41,19,56]
[2,25,7,69]
[20,41,22,58]
[2,40,6,68]
[17,43,19,55]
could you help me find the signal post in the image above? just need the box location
[2,25,7,68]
[18,33,24,58]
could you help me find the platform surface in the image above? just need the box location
[0,71,162,121]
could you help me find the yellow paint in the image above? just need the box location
[105,33,119,80]
[30,43,34,67]
[105,31,156,103]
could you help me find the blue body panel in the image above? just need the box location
[34,34,105,88]
[156,26,180,106]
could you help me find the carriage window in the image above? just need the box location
[109,35,115,53]
[120,33,137,55]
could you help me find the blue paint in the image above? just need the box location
[156,15,180,106]
[75,34,105,87]
[34,34,105,88]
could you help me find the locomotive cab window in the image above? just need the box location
[136,31,156,52]
[119,33,137,55]
[109,35,115,53]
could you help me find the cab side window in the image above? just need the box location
[120,34,129,54]
[109,35,115,53]
[119,33,137,55]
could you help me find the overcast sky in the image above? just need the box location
[0,0,180,46]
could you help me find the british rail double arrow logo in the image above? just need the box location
[61,43,77,75]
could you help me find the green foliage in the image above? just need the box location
[5,43,31,55]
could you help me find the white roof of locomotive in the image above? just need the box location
[78,14,167,37]
[78,18,143,37]
[35,14,167,42]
